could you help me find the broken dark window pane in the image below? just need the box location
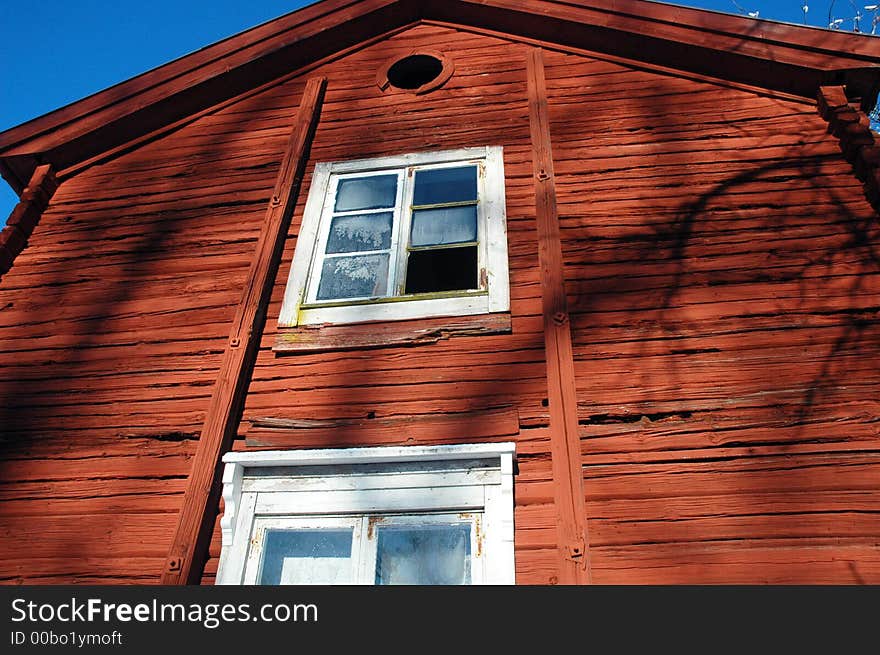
[413,166,477,206]
[375,523,471,585]
[334,174,397,212]
[410,205,477,247]
[326,212,393,253]
[318,254,389,300]
[405,246,477,294]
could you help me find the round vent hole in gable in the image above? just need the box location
[387,54,444,89]
[377,51,454,95]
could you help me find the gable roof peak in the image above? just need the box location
[1,0,878,194]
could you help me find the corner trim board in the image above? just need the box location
[0,164,58,277]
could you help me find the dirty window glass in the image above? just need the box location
[305,156,493,305]
[413,166,478,205]
[374,523,471,585]
[259,529,354,585]
[317,254,389,300]
[326,212,393,253]
[335,175,398,211]
[410,205,478,247]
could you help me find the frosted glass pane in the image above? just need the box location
[317,253,389,300]
[326,212,393,253]
[334,175,398,211]
[259,529,353,585]
[410,205,477,247]
[413,166,477,206]
[375,524,471,585]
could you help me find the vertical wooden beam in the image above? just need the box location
[161,76,327,584]
[526,48,592,584]
[0,164,58,276]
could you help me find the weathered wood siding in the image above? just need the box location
[0,74,311,583]
[1,22,877,585]
[202,24,561,585]
[543,50,880,583]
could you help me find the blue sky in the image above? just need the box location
[0,0,875,223]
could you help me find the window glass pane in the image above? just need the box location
[317,253,389,300]
[259,529,353,585]
[375,524,471,585]
[405,246,477,295]
[413,166,477,206]
[326,212,393,253]
[334,174,398,211]
[410,205,477,247]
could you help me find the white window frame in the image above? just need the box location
[278,146,509,327]
[216,442,516,585]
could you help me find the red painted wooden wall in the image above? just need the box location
[0,23,877,584]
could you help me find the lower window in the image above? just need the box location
[216,443,515,585]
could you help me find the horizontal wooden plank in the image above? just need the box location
[0,557,167,584]
[0,514,178,559]
[0,492,184,518]
[242,394,551,425]
[0,23,877,587]
[0,436,197,461]
[0,454,195,482]
[591,490,880,523]
[0,478,188,504]
[246,406,520,447]
[275,312,512,352]
[583,453,880,500]
[590,540,880,584]
[589,508,879,547]
[513,547,559,584]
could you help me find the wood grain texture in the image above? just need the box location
[1,22,877,586]
[543,48,880,584]
[0,70,314,586]
[818,85,880,212]
[275,312,511,352]
[242,29,549,436]
[526,47,591,584]
[0,165,58,276]
[246,406,520,447]
[200,25,561,585]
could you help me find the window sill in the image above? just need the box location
[273,311,511,354]
[283,288,503,328]
[298,288,487,311]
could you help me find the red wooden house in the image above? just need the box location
[1,0,879,585]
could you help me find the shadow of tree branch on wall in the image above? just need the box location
[0,80,303,582]
[550,56,880,582]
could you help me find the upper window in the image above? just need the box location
[278,147,509,327]
[215,443,516,585]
